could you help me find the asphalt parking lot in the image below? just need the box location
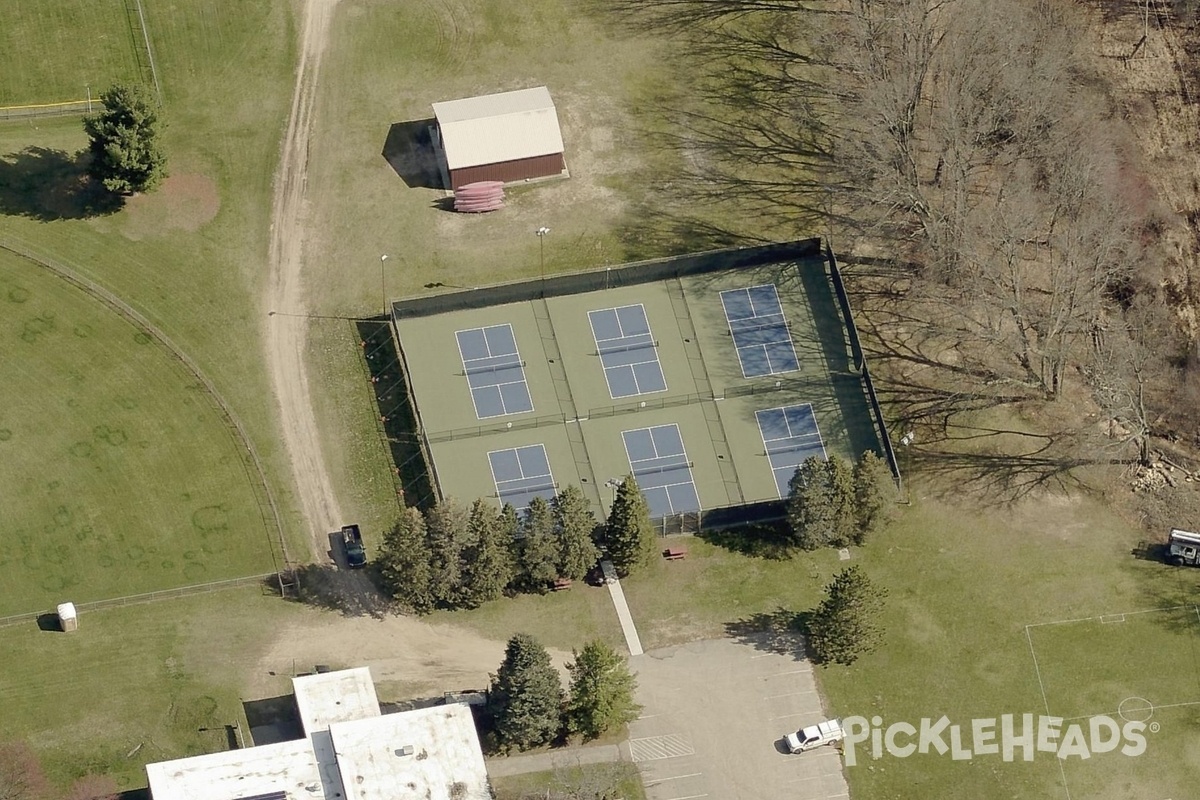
[628,637,849,800]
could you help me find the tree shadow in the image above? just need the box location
[582,1,839,258]
[699,521,792,560]
[356,318,439,510]
[0,147,124,220]
[725,608,809,660]
[381,119,444,190]
[266,564,393,619]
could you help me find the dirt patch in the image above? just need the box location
[247,611,572,702]
[122,173,220,239]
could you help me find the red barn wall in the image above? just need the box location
[449,153,565,190]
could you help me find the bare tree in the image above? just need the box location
[0,742,48,800]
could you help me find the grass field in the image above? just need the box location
[0,249,278,614]
[0,0,305,555]
[0,0,151,106]
[0,587,310,788]
[1027,607,1200,799]
[491,763,646,800]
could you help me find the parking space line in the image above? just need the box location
[637,714,661,720]
[651,773,703,783]
[769,712,807,720]
[766,669,812,676]
[764,691,812,698]
[662,795,708,800]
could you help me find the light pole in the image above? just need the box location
[604,477,621,509]
[536,226,550,279]
[380,254,389,316]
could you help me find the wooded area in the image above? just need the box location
[607,0,1200,521]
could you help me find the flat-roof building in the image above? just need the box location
[432,86,567,190]
[145,667,490,800]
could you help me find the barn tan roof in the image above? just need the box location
[433,86,564,171]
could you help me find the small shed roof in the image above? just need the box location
[433,86,564,171]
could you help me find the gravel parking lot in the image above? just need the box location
[628,637,849,800]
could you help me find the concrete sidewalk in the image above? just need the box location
[485,742,626,778]
[601,559,644,655]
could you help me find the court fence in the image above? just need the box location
[649,499,786,537]
[390,239,825,321]
[826,243,902,490]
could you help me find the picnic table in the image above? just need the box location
[662,546,688,561]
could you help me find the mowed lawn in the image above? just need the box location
[0,0,305,557]
[620,482,1200,799]
[0,587,312,789]
[0,0,149,106]
[0,249,278,614]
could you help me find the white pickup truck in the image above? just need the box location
[784,719,845,753]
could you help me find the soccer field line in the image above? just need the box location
[1057,699,1200,723]
[1024,604,1200,629]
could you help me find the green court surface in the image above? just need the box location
[393,246,881,522]
[0,0,151,106]
[0,251,279,616]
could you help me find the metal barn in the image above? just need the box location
[432,86,567,190]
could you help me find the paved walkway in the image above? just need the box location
[601,560,643,655]
[486,743,626,778]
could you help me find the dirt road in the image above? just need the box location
[264,0,342,559]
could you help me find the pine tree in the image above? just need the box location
[377,508,433,614]
[554,485,601,580]
[425,500,471,607]
[489,633,564,751]
[827,455,857,546]
[853,451,897,543]
[461,499,515,607]
[519,496,560,590]
[565,640,640,740]
[82,83,168,194]
[807,565,888,666]
[786,456,856,550]
[499,504,522,580]
[606,476,657,576]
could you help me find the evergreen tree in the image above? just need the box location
[807,565,888,666]
[82,83,168,194]
[425,500,471,607]
[606,476,657,576]
[519,496,560,590]
[499,503,522,580]
[376,507,433,614]
[461,499,515,607]
[489,633,564,751]
[565,640,640,740]
[853,451,897,543]
[554,485,601,580]
[786,456,855,550]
